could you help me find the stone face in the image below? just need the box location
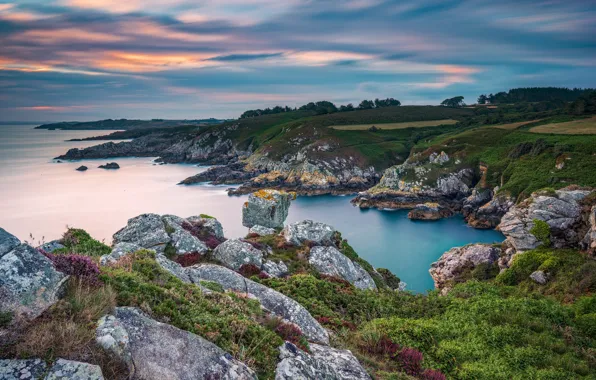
[0,244,69,321]
[113,214,170,253]
[96,307,257,380]
[282,220,336,246]
[429,151,450,165]
[187,264,329,344]
[212,239,263,270]
[0,227,20,257]
[429,244,501,291]
[530,270,548,285]
[0,359,47,380]
[308,246,376,290]
[498,189,591,252]
[45,359,104,380]
[242,190,293,228]
[275,342,370,380]
[249,225,277,236]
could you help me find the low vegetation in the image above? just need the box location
[529,116,596,134]
[329,119,458,130]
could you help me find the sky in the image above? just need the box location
[0,0,595,122]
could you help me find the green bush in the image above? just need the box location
[54,228,111,257]
[530,219,551,247]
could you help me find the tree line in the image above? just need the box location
[240,98,401,118]
[477,87,594,105]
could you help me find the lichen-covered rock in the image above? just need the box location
[156,254,192,283]
[262,260,289,278]
[282,220,336,246]
[308,246,376,290]
[466,192,514,229]
[96,307,256,380]
[212,239,263,270]
[113,214,170,253]
[0,359,47,380]
[429,244,501,291]
[407,202,452,220]
[462,189,493,217]
[275,342,370,380]
[187,264,329,344]
[45,359,104,380]
[581,205,596,255]
[100,242,144,266]
[429,151,450,165]
[162,215,209,255]
[187,215,224,239]
[498,188,591,251]
[0,227,20,257]
[38,240,65,253]
[0,244,69,321]
[249,225,277,236]
[530,270,549,285]
[242,190,294,228]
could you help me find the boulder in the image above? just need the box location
[275,342,370,380]
[498,189,591,251]
[113,214,170,253]
[100,242,144,266]
[75,165,88,171]
[581,205,596,255]
[282,220,336,247]
[262,260,289,278]
[466,192,514,229]
[0,359,47,380]
[249,225,277,236]
[98,162,120,169]
[429,244,501,291]
[242,190,294,228]
[530,270,549,285]
[187,264,329,344]
[155,254,192,284]
[187,215,224,239]
[38,240,65,253]
[407,202,452,221]
[212,239,263,270]
[45,359,104,380]
[308,246,376,290]
[0,244,69,321]
[429,151,449,165]
[0,227,20,257]
[162,215,209,255]
[96,307,256,380]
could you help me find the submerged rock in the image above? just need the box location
[242,189,294,228]
[98,162,120,169]
[96,307,256,380]
[282,220,337,247]
[308,246,376,290]
[75,165,88,171]
[212,239,263,270]
[0,227,20,257]
[407,202,452,220]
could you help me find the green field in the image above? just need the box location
[530,116,596,134]
[329,119,458,130]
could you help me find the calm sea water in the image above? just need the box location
[0,124,504,292]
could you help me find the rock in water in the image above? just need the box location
[75,165,88,171]
[242,189,294,228]
[407,202,452,220]
[96,307,256,380]
[308,246,376,290]
[282,220,337,246]
[429,244,501,292]
[98,162,120,169]
[45,359,104,380]
[0,243,69,321]
[0,227,20,257]
[212,239,263,270]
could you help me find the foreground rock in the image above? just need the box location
[498,188,592,252]
[309,246,376,290]
[0,242,69,321]
[242,189,294,228]
[96,307,256,380]
[212,239,263,270]
[249,225,277,236]
[98,162,120,169]
[0,359,48,379]
[275,342,370,380]
[430,244,501,292]
[187,264,329,344]
[282,220,337,246]
[408,202,452,220]
[0,358,102,380]
[0,227,20,257]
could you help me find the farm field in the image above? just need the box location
[488,119,542,130]
[529,116,596,134]
[329,119,458,130]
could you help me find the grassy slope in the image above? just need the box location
[529,116,596,134]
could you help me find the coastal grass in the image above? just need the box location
[529,116,596,134]
[486,119,543,130]
[329,119,458,130]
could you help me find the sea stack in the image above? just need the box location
[242,189,295,228]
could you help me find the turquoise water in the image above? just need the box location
[0,124,504,292]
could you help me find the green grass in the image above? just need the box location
[53,228,111,257]
[329,119,459,130]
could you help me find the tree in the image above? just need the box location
[440,96,465,107]
[358,100,375,109]
[477,94,487,104]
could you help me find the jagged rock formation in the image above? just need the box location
[308,246,376,290]
[282,220,337,246]
[465,191,514,229]
[408,202,452,220]
[430,244,501,292]
[0,232,69,322]
[242,189,294,228]
[212,239,264,270]
[179,162,264,185]
[96,307,256,380]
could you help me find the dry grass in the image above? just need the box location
[487,119,543,130]
[329,119,458,130]
[529,116,596,134]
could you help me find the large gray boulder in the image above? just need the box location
[0,227,20,257]
[100,242,144,266]
[96,307,256,380]
[308,246,376,290]
[242,190,294,228]
[275,342,370,380]
[45,359,104,380]
[249,225,277,236]
[0,244,69,321]
[162,215,209,255]
[498,189,591,251]
[188,215,224,239]
[212,239,263,270]
[0,359,47,380]
[113,214,170,253]
[38,240,65,253]
[429,244,501,292]
[187,264,329,344]
[282,220,336,246]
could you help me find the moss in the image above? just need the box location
[530,219,551,247]
[164,223,175,235]
[199,214,215,219]
[199,280,224,293]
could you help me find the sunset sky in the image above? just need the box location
[1,0,595,121]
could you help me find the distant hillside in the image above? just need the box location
[35,118,224,130]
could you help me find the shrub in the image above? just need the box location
[273,320,309,352]
[530,219,551,247]
[181,221,225,249]
[238,263,262,278]
[396,347,423,376]
[377,268,401,290]
[43,251,102,287]
[56,228,111,257]
[420,369,446,380]
[174,252,204,267]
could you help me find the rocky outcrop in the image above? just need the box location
[187,264,329,344]
[212,239,263,270]
[275,342,370,380]
[262,260,289,277]
[465,191,514,229]
[75,165,88,171]
[100,242,144,266]
[498,188,592,252]
[462,189,493,218]
[242,190,294,228]
[0,242,69,322]
[0,358,102,380]
[282,220,337,246]
[408,202,452,220]
[38,240,65,253]
[249,225,277,236]
[308,246,376,290]
[430,244,501,291]
[0,359,48,380]
[581,205,596,255]
[98,162,120,169]
[179,162,263,185]
[96,307,256,380]
[0,227,20,257]
[112,214,170,253]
